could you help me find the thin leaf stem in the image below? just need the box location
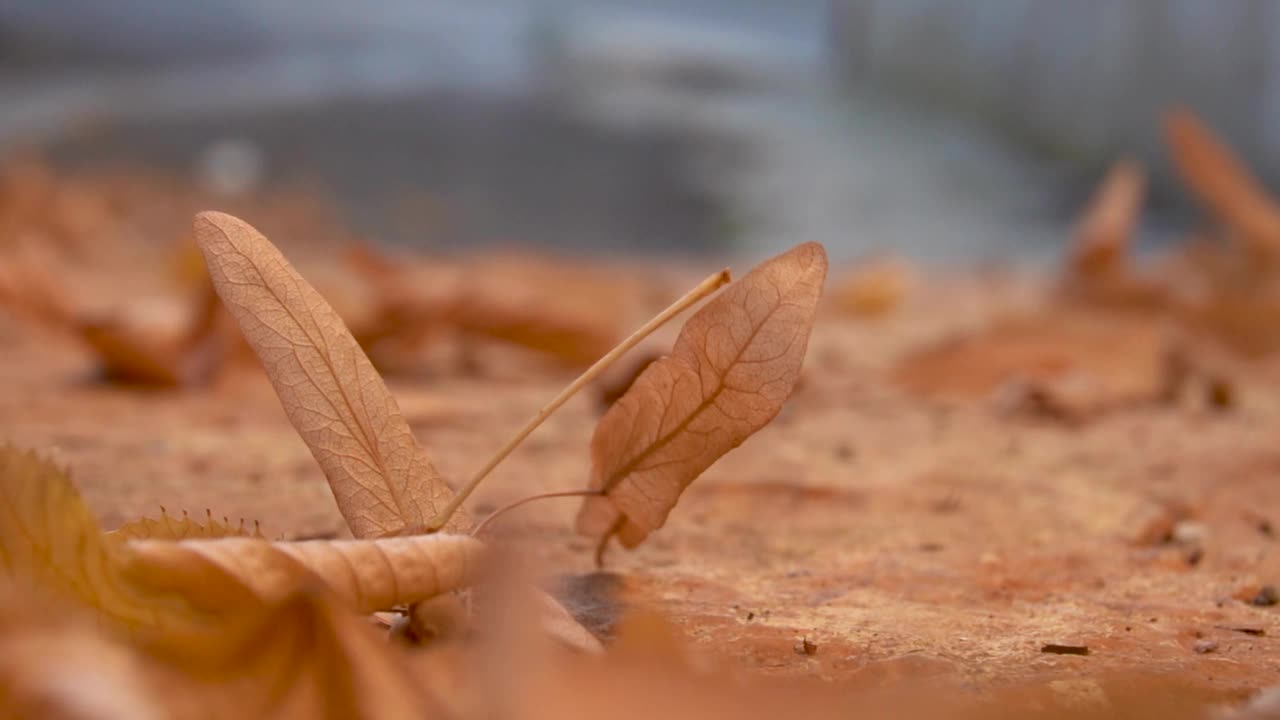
[425,268,732,530]
[470,489,603,537]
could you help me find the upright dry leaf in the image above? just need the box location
[577,242,827,549]
[1165,108,1280,255]
[193,211,461,537]
[1070,159,1146,278]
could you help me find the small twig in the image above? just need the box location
[470,489,604,537]
[425,268,731,531]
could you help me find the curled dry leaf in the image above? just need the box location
[124,533,484,615]
[577,242,827,551]
[193,211,462,537]
[1070,158,1146,279]
[1165,108,1280,256]
[188,583,437,720]
[0,445,483,652]
[0,445,223,644]
[108,508,263,541]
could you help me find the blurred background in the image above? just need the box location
[0,0,1270,263]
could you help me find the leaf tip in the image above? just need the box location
[193,209,238,231]
[794,241,829,270]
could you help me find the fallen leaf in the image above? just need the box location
[0,445,222,643]
[452,254,629,368]
[833,257,912,318]
[892,311,1171,416]
[577,242,827,550]
[76,320,185,387]
[0,241,76,329]
[1165,108,1280,256]
[193,211,462,537]
[0,445,483,644]
[186,583,437,720]
[1070,159,1146,279]
[124,533,484,615]
[594,349,663,411]
[0,589,165,720]
[0,447,453,719]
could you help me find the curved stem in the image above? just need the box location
[425,268,731,531]
[470,489,603,537]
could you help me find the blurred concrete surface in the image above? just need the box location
[0,1,1115,263]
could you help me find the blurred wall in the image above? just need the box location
[831,0,1279,182]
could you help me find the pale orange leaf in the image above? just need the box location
[193,211,461,537]
[576,242,827,550]
[1070,159,1146,277]
[1165,108,1280,255]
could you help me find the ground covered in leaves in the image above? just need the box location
[4,108,1280,717]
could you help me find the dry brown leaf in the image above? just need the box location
[342,243,447,373]
[0,446,483,647]
[0,589,165,720]
[108,508,263,541]
[0,445,224,644]
[186,583,436,720]
[76,320,185,387]
[452,255,627,368]
[0,241,78,332]
[892,311,1171,416]
[0,581,436,720]
[1070,159,1146,278]
[124,533,484,615]
[346,244,628,370]
[193,211,462,537]
[1165,108,1280,256]
[0,239,229,388]
[833,257,912,318]
[0,448,450,719]
[577,242,827,550]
